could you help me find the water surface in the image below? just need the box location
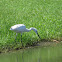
[0,42,62,62]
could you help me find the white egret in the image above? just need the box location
[10,24,41,46]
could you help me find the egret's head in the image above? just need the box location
[30,27,41,39]
[30,27,37,33]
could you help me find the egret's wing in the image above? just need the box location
[16,25,26,31]
[11,24,26,31]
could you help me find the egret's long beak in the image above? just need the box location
[36,32,41,39]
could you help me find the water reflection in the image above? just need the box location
[0,43,62,62]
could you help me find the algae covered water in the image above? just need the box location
[0,42,62,62]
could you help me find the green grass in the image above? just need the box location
[0,0,62,50]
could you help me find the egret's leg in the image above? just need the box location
[15,33,17,42]
[21,33,23,46]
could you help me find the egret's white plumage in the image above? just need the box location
[10,24,26,33]
[10,24,41,46]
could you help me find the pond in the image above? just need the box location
[0,42,62,62]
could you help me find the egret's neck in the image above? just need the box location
[26,28,41,39]
[26,27,37,32]
[25,28,32,32]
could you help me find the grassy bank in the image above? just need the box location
[0,0,62,51]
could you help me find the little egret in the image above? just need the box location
[10,24,41,46]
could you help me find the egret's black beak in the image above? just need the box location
[36,32,41,39]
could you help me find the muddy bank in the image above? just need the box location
[0,40,62,54]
